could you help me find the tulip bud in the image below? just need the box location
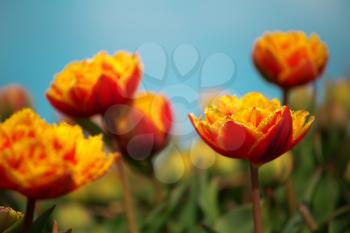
[0,85,32,121]
[111,92,173,160]
[0,206,23,232]
[259,151,294,187]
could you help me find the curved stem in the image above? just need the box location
[299,204,318,231]
[250,163,264,233]
[116,158,138,233]
[23,198,36,233]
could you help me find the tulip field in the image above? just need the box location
[1,1,350,233]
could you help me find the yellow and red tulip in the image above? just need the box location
[115,92,173,160]
[0,109,116,199]
[46,51,142,117]
[189,92,314,166]
[253,31,328,89]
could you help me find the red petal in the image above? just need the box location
[124,65,142,98]
[217,121,256,159]
[46,92,91,117]
[87,75,126,114]
[188,114,228,156]
[160,98,173,133]
[248,106,293,166]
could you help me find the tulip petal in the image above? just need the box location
[281,58,316,87]
[248,106,293,165]
[124,63,142,98]
[288,111,315,148]
[88,75,125,114]
[46,92,89,117]
[217,120,257,159]
[253,45,283,82]
[189,113,228,156]
[189,113,256,159]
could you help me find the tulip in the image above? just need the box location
[189,92,313,166]
[253,31,328,89]
[113,92,173,160]
[0,85,32,121]
[0,109,116,199]
[189,92,313,233]
[46,51,142,117]
[0,108,116,232]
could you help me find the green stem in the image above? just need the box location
[250,163,264,233]
[23,198,36,233]
[282,88,289,106]
[116,158,138,233]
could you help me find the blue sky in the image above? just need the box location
[1,0,350,122]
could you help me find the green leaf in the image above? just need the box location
[201,223,219,233]
[312,175,339,222]
[281,213,304,233]
[328,214,350,233]
[32,205,56,233]
[177,173,200,232]
[3,218,23,233]
[215,205,252,233]
[142,181,189,233]
[215,204,271,233]
[1,209,56,233]
[198,173,220,225]
[302,168,322,205]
